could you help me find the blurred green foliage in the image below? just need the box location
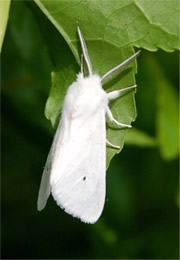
[1,1,179,259]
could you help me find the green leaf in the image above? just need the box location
[34,0,179,53]
[133,0,179,51]
[125,128,157,147]
[156,70,179,161]
[33,0,179,167]
[0,0,11,52]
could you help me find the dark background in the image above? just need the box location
[1,1,179,259]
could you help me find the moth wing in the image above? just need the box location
[37,121,64,211]
[37,152,51,211]
[50,109,106,224]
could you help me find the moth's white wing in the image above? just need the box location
[37,121,64,211]
[50,109,106,224]
[37,151,51,211]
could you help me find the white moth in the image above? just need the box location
[37,27,140,224]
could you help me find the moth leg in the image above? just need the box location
[106,139,120,149]
[107,85,137,101]
[101,50,140,83]
[106,107,132,128]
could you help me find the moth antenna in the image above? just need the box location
[77,27,93,76]
[80,53,84,76]
[101,50,141,83]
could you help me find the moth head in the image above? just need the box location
[76,73,101,88]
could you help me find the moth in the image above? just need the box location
[37,27,140,223]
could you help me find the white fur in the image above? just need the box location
[38,74,107,223]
